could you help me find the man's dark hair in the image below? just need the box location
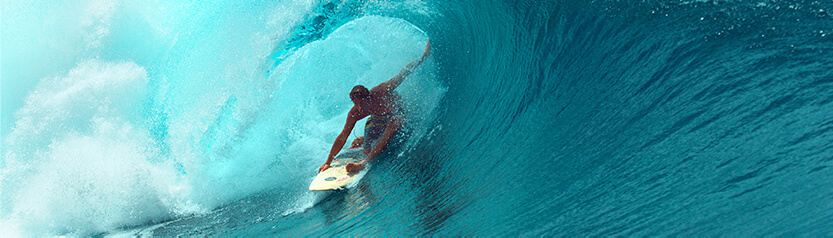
[350,85,370,100]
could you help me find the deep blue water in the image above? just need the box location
[2,0,833,236]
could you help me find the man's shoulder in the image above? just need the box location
[348,106,365,119]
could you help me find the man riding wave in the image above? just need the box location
[318,40,431,173]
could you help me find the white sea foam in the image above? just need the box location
[0,60,174,235]
[1,1,442,236]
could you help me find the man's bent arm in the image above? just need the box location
[365,117,402,162]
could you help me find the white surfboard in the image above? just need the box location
[309,149,366,191]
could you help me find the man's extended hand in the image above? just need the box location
[422,39,430,58]
[318,163,331,173]
[414,40,431,66]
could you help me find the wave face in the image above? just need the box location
[2,0,833,236]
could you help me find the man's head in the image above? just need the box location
[350,85,370,104]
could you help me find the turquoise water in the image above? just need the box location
[2,0,833,236]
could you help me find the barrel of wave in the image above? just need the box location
[267,16,433,191]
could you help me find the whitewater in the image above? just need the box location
[2,0,833,236]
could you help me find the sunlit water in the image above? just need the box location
[2,0,832,236]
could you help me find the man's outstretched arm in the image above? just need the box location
[374,40,431,92]
[320,111,359,173]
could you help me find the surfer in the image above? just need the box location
[319,40,431,173]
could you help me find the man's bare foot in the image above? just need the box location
[345,161,366,173]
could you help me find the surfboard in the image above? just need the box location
[309,148,366,191]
